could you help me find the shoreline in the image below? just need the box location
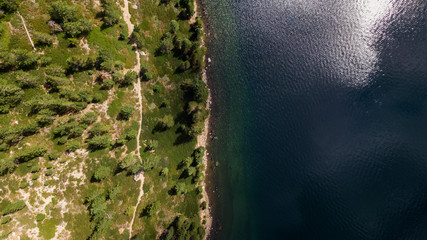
[194,0,214,238]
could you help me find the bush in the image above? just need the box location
[143,201,160,217]
[34,32,54,47]
[1,216,11,224]
[157,115,174,130]
[143,71,153,81]
[160,167,169,177]
[119,155,137,170]
[36,214,45,222]
[46,163,53,169]
[31,165,40,173]
[0,0,18,13]
[201,201,207,210]
[48,151,60,161]
[118,106,135,120]
[146,140,158,151]
[49,1,78,23]
[123,71,137,86]
[142,154,159,172]
[93,166,111,181]
[169,20,179,34]
[101,0,120,26]
[87,135,112,150]
[45,169,53,176]
[19,181,28,189]
[80,112,98,125]
[108,186,121,200]
[63,19,93,38]
[89,123,109,136]
[66,55,96,72]
[0,83,24,113]
[172,182,187,195]
[66,141,80,152]
[13,146,47,163]
[32,174,40,180]
[2,200,26,216]
[14,71,39,88]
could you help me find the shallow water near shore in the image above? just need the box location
[203,0,427,239]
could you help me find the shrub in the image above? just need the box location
[201,201,207,210]
[93,166,111,181]
[172,182,187,195]
[112,72,124,84]
[108,186,121,200]
[66,55,96,72]
[123,71,137,86]
[48,151,60,161]
[2,200,26,215]
[143,201,160,217]
[46,163,53,169]
[89,123,109,136]
[118,106,135,120]
[101,0,120,26]
[66,141,80,152]
[169,20,179,34]
[32,174,40,180]
[49,1,78,23]
[31,165,40,173]
[119,155,137,170]
[15,71,39,88]
[45,169,53,176]
[160,167,169,177]
[0,83,24,113]
[13,146,47,163]
[1,216,11,224]
[36,109,56,127]
[146,140,158,151]
[63,19,93,37]
[116,129,137,145]
[142,154,159,172]
[36,214,45,222]
[87,135,112,150]
[143,71,153,81]
[80,112,98,125]
[102,79,114,90]
[19,181,28,189]
[0,0,18,13]
[157,115,174,130]
[34,32,54,47]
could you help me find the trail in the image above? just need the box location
[120,0,144,239]
[17,11,36,50]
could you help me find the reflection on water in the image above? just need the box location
[205,0,427,239]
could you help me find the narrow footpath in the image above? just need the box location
[120,1,144,239]
[17,11,36,50]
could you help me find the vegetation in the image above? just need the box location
[0,0,208,238]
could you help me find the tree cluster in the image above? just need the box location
[49,1,92,38]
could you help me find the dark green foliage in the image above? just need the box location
[45,169,53,176]
[66,140,80,152]
[0,158,15,176]
[36,213,46,222]
[31,164,40,173]
[100,0,120,26]
[159,34,174,54]
[34,32,54,47]
[28,95,77,115]
[19,180,28,189]
[143,71,153,81]
[63,19,93,38]
[93,166,111,181]
[108,186,121,200]
[86,190,111,238]
[15,71,39,89]
[146,140,158,151]
[172,182,187,195]
[162,216,205,240]
[157,115,174,130]
[88,123,109,137]
[0,123,39,150]
[142,154,159,172]
[36,109,56,127]
[112,72,124,84]
[87,135,112,150]
[66,55,96,72]
[13,145,47,163]
[169,20,179,34]
[0,0,18,13]
[143,201,160,217]
[123,71,137,86]
[1,49,40,70]
[119,154,136,170]
[160,167,169,177]
[32,174,39,180]
[0,83,23,113]
[49,1,78,23]
[52,120,88,139]
[102,79,114,90]
[178,0,195,20]
[48,151,60,161]
[116,129,137,145]
[118,105,135,120]
[80,112,98,125]
[46,163,53,169]
[1,216,11,224]
[1,200,26,216]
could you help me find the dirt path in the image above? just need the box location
[120,0,145,239]
[17,11,36,50]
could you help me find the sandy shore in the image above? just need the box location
[194,0,213,238]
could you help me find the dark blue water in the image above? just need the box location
[204,0,427,239]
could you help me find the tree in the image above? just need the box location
[63,19,93,38]
[146,140,158,151]
[93,166,111,181]
[160,167,169,177]
[15,71,39,88]
[87,135,112,150]
[13,146,47,163]
[157,115,174,130]
[89,123,109,136]
[0,0,18,13]
[118,105,135,120]
[169,20,179,34]
[80,112,98,125]
[123,71,137,86]
[34,32,54,47]
[49,1,78,23]
[0,83,24,113]
[66,55,96,72]
[101,0,120,26]
[173,182,187,195]
[119,155,137,170]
